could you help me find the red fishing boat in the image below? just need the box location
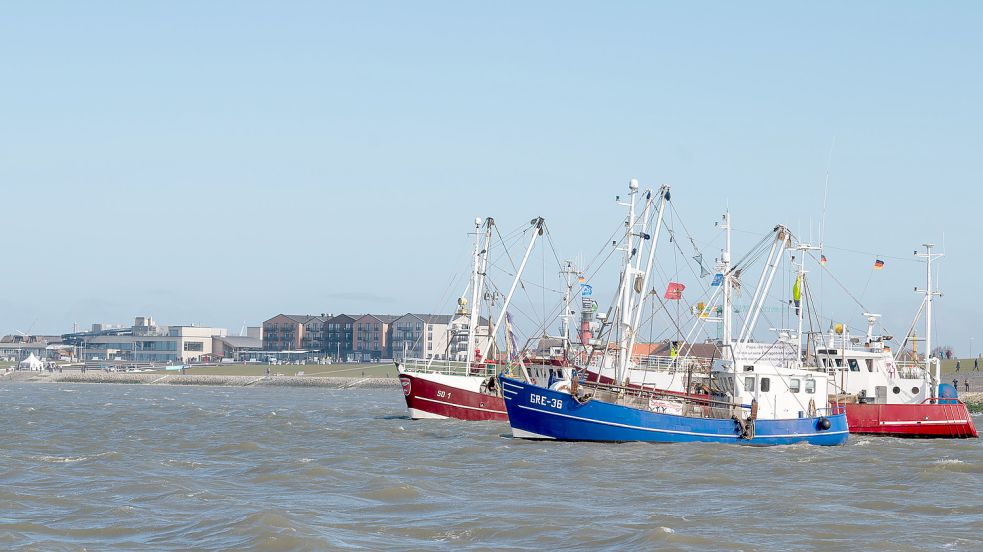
[396,216,567,420]
[818,244,977,438]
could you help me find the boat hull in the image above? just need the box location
[398,372,507,422]
[844,402,978,438]
[501,376,849,446]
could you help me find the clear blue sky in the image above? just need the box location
[2,2,981,354]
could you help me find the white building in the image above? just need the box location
[81,317,228,363]
[391,313,493,361]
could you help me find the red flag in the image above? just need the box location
[664,282,686,300]
[873,259,885,270]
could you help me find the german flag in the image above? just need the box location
[873,259,885,270]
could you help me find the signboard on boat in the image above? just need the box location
[731,342,799,366]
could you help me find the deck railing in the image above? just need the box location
[894,361,929,380]
[580,379,838,420]
[400,358,497,378]
[583,353,712,374]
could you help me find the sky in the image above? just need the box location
[1,2,981,354]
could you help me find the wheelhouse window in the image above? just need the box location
[744,376,756,392]
[760,377,770,392]
[805,379,816,394]
[848,359,860,372]
[789,378,801,393]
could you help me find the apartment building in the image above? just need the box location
[262,314,324,351]
[352,314,398,361]
[324,314,357,361]
[390,313,493,361]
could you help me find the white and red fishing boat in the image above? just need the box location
[396,216,565,420]
[817,244,977,438]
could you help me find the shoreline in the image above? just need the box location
[0,370,400,389]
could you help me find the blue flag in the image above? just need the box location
[711,273,723,287]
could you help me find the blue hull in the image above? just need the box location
[501,376,849,446]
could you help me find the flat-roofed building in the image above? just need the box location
[78,317,228,363]
[212,336,263,361]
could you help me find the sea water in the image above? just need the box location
[1,383,981,550]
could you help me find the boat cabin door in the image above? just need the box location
[874,385,887,404]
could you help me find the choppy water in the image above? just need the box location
[1,383,981,551]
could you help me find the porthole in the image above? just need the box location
[911,386,919,394]
[892,386,901,394]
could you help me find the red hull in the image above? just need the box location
[844,402,978,438]
[398,373,507,421]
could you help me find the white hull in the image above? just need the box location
[510,427,556,440]
[407,407,449,420]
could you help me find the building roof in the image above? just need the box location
[216,336,262,349]
[326,313,358,324]
[392,313,491,325]
[355,314,400,324]
[264,314,326,325]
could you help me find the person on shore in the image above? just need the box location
[952,378,958,390]
[965,380,970,393]
[975,356,980,371]
[956,360,961,372]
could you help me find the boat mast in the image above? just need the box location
[795,241,821,361]
[466,218,493,367]
[608,180,640,383]
[477,217,545,364]
[915,243,943,396]
[559,261,577,356]
[721,211,733,359]
[625,185,669,372]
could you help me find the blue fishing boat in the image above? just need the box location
[500,367,848,445]
[501,183,849,446]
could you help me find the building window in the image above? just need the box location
[184,341,204,352]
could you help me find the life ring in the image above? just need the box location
[550,380,572,394]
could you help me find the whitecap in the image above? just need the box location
[37,455,87,463]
